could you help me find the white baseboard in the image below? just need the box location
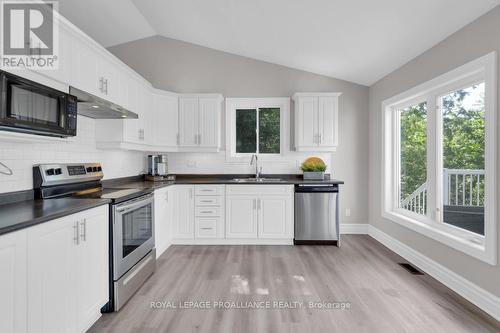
[368,225,500,321]
[171,238,293,245]
[340,223,369,234]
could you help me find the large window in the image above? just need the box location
[382,52,497,264]
[226,98,289,160]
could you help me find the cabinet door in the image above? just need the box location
[296,97,318,148]
[154,93,179,148]
[38,23,72,85]
[198,97,220,148]
[70,37,100,97]
[123,80,145,144]
[258,196,293,238]
[155,187,172,257]
[318,96,338,147]
[179,97,199,146]
[97,57,120,104]
[0,230,27,333]
[173,186,195,239]
[226,196,257,238]
[27,216,77,333]
[76,209,109,333]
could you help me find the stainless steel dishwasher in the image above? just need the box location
[294,184,339,246]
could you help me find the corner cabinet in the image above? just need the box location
[293,92,341,151]
[178,94,223,152]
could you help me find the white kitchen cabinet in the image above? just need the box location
[76,211,109,333]
[27,206,108,333]
[293,93,341,151]
[70,35,100,97]
[226,185,293,240]
[194,185,225,239]
[155,186,174,257]
[257,196,294,238]
[225,195,258,238]
[178,94,222,151]
[154,91,179,149]
[0,230,27,333]
[172,186,195,239]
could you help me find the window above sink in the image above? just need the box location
[225,97,290,162]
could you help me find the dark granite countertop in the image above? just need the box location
[0,174,342,237]
[0,197,110,236]
[104,174,344,191]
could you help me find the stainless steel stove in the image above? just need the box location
[33,163,156,312]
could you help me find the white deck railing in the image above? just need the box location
[443,169,484,207]
[401,182,428,215]
[401,169,485,214]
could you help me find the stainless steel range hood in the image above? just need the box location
[70,86,138,119]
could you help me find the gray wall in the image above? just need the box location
[369,5,500,296]
[108,36,370,225]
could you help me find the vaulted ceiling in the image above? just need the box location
[59,0,500,85]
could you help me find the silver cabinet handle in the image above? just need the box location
[200,210,213,214]
[104,79,109,95]
[99,77,104,93]
[200,227,213,230]
[200,200,213,203]
[80,218,87,242]
[73,221,80,245]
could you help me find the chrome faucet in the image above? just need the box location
[250,154,261,179]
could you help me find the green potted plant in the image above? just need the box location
[300,157,327,180]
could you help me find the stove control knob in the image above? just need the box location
[97,166,102,172]
[46,168,55,176]
[92,167,98,172]
[54,168,62,175]
[86,167,93,173]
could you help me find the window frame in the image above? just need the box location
[226,98,290,161]
[381,52,497,264]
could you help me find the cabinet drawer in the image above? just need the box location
[195,196,222,206]
[226,185,293,196]
[195,185,224,196]
[195,206,221,217]
[195,218,218,238]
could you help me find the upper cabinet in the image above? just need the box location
[293,93,341,151]
[178,94,222,152]
[154,90,179,149]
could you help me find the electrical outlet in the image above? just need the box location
[345,209,351,217]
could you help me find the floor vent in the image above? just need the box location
[399,263,424,275]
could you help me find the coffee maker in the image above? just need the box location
[147,155,172,181]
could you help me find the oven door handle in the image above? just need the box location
[115,196,153,214]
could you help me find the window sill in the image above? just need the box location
[382,209,496,265]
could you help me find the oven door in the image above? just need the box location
[0,71,77,137]
[112,194,155,280]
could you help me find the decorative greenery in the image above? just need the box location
[300,157,327,172]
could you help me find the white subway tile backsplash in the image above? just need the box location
[0,116,146,194]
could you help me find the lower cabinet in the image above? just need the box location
[21,205,108,333]
[172,185,195,239]
[0,230,27,333]
[226,185,294,240]
[155,186,174,258]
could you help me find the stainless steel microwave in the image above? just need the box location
[0,70,78,137]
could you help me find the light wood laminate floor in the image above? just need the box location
[89,235,500,333]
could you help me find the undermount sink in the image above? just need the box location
[232,177,284,183]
